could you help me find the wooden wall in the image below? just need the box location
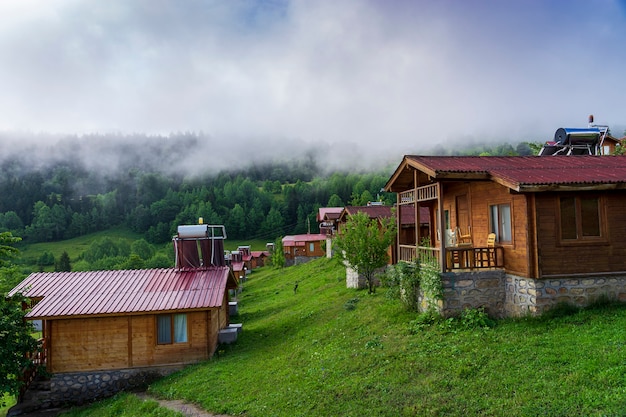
[48,307,226,373]
[535,191,626,276]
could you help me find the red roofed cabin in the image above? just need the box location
[9,224,238,404]
[282,233,327,266]
[338,203,430,264]
[385,154,626,317]
[317,207,344,236]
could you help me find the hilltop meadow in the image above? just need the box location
[51,258,626,417]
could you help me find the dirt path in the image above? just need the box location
[136,392,232,417]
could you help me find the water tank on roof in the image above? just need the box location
[554,127,601,146]
[177,224,209,238]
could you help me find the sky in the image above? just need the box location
[1,0,626,165]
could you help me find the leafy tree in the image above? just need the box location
[55,251,72,272]
[0,293,39,405]
[260,207,285,239]
[327,194,344,207]
[0,231,20,268]
[271,237,285,268]
[37,251,55,270]
[333,211,397,294]
[131,239,155,261]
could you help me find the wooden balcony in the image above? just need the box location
[398,244,504,272]
[399,183,438,205]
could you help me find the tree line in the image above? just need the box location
[0,133,539,246]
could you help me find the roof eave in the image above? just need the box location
[517,183,626,192]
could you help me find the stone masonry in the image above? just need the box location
[422,269,626,318]
[10,366,182,415]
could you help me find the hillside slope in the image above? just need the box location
[62,258,626,416]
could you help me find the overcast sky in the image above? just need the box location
[1,0,625,161]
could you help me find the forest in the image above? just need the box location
[0,132,539,247]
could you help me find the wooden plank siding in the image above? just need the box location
[534,191,626,276]
[47,304,227,373]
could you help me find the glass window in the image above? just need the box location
[157,314,188,345]
[309,243,314,252]
[560,196,601,240]
[174,314,188,343]
[157,315,172,344]
[489,203,512,243]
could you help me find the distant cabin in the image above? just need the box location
[282,233,327,266]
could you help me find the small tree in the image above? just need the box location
[271,237,285,269]
[333,212,397,294]
[1,294,39,405]
[55,251,72,272]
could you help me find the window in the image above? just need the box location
[559,196,601,241]
[309,243,314,252]
[489,203,511,243]
[157,314,188,344]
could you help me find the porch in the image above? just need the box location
[399,244,504,272]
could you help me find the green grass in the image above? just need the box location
[0,394,16,417]
[57,258,626,416]
[61,392,183,417]
[17,226,143,271]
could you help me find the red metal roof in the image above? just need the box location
[9,267,232,319]
[342,205,429,224]
[282,233,327,246]
[398,155,626,192]
[317,207,343,221]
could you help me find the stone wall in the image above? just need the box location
[42,366,182,408]
[439,270,506,317]
[506,273,626,316]
[420,269,626,318]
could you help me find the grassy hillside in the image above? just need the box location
[60,258,626,417]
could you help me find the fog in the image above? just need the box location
[1,0,625,172]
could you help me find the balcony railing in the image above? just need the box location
[398,244,504,272]
[399,183,438,205]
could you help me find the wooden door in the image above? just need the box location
[456,194,470,236]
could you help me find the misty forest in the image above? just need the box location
[0,132,537,272]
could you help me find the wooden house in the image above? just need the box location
[250,250,270,268]
[8,224,240,405]
[282,233,327,266]
[10,267,238,374]
[317,207,344,236]
[337,204,430,264]
[385,154,626,316]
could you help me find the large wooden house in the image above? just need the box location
[385,154,626,317]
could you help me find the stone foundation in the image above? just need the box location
[11,366,183,414]
[506,273,626,316]
[418,270,626,318]
[439,269,506,317]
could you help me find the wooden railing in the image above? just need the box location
[18,338,46,402]
[416,183,438,201]
[398,183,438,205]
[445,246,504,271]
[398,244,504,272]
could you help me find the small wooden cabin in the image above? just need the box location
[385,154,626,316]
[10,267,238,374]
[282,233,327,266]
[250,251,270,268]
[317,207,344,236]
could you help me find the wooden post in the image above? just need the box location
[437,182,446,272]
